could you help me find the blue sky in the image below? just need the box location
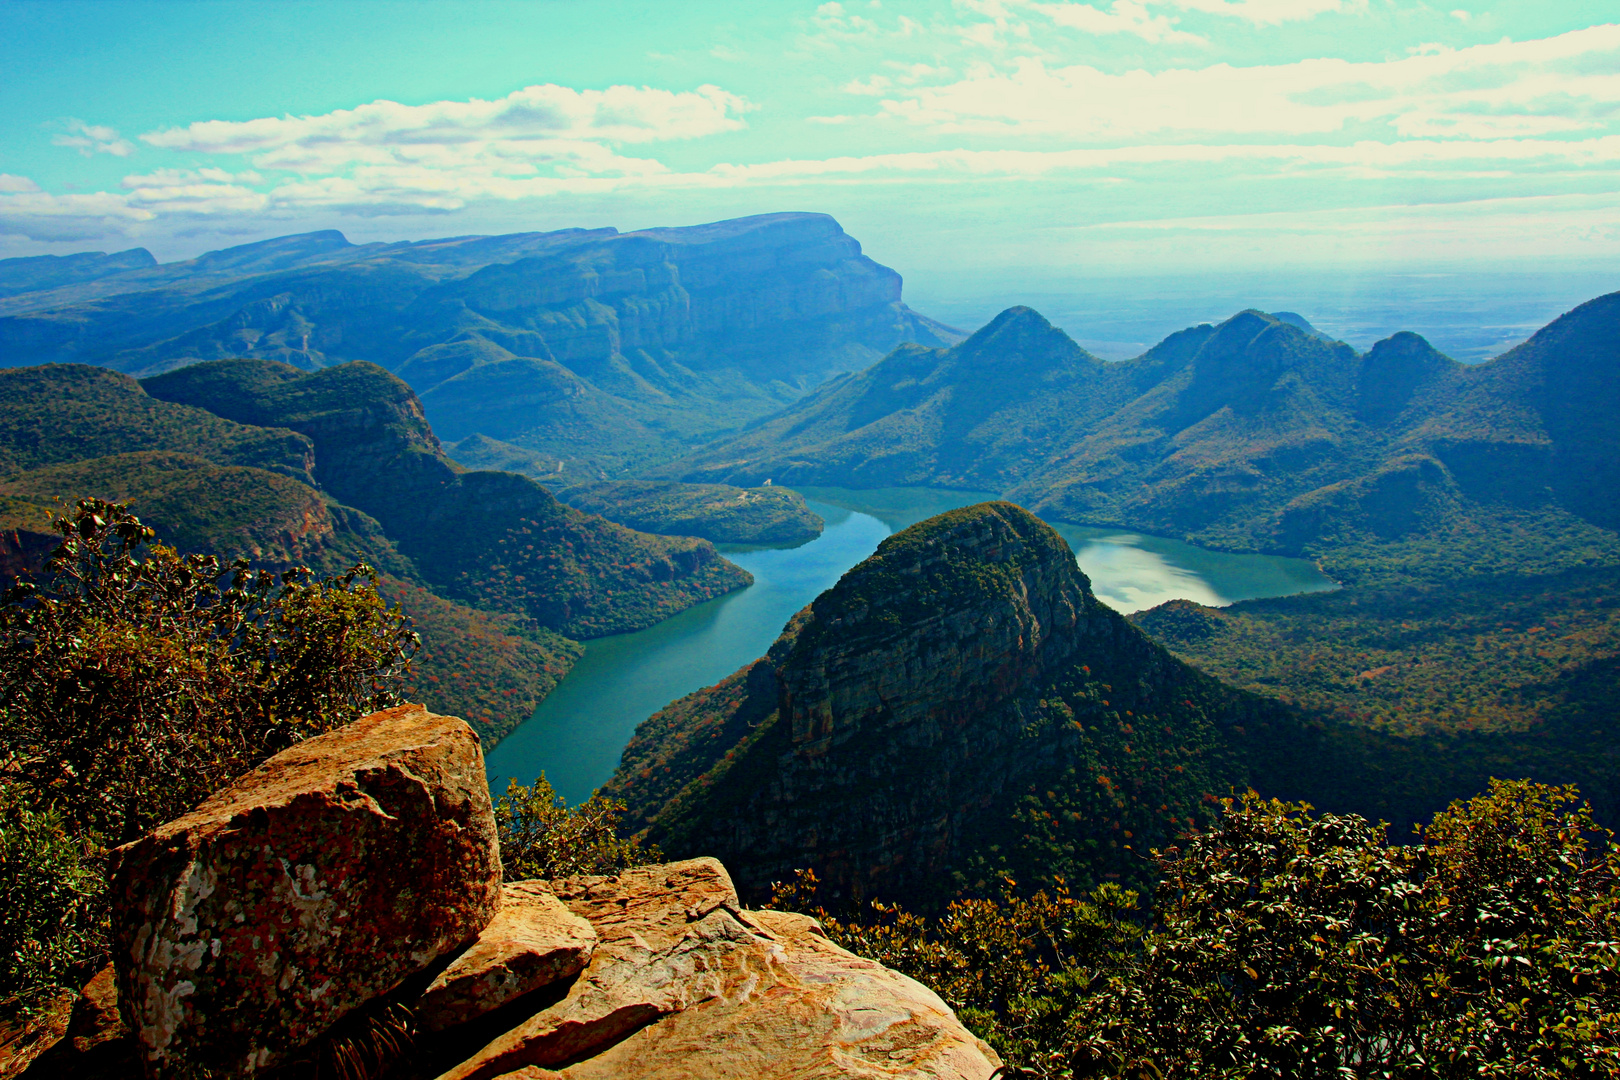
[1,0,1616,288]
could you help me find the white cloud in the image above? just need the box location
[702,134,1620,182]
[0,175,40,194]
[139,83,751,175]
[52,120,134,158]
[1166,0,1362,26]
[0,190,155,242]
[870,23,1620,141]
[1026,1,1204,45]
[1451,9,1472,22]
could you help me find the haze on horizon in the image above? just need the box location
[1,0,1616,355]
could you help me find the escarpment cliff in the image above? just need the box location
[607,502,1314,901]
[14,705,999,1080]
[0,214,961,476]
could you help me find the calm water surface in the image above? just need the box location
[485,488,1336,803]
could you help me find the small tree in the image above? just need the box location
[0,499,418,846]
[494,774,658,880]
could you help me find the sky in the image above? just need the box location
[1,0,1617,314]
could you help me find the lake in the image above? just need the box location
[484,488,1337,804]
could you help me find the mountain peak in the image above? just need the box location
[958,306,1099,367]
[1358,331,1454,425]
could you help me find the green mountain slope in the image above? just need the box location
[141,358,752,638]
[665,292,1620,560]
[0,365,570,741]
[0,359,748,743]
[607,503,1333,900]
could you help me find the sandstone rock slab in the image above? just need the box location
[436,860,999,1080]
[436,858,753,1080]
[418,881,597,1032]
[109,704,501,1078]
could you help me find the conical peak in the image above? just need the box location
[796,500,1088,650]
[780,500,1093,747]
[1357,332,1453,425]
[868,500,1070,572]
[1365,331,1449,368]
[956,306,1098,368]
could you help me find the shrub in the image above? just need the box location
[773,781,1620,1080]
[494,774,660,880]
[0,499,418,845]
[0,785,104,999]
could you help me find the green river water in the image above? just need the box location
[484,488,1336,804]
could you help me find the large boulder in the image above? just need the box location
[108,704,501,1078]
[434,859,998,1080]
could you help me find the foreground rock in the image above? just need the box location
[418,882,598,1033]
[108,704,501,1078]
[434,859,998,1080]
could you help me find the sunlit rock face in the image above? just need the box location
[108,705,501,1078]
[65,705,996,1080]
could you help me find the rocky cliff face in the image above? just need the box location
[17,705,999,1080]
[609,502,1306,902]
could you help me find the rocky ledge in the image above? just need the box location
[7,705,998,1080]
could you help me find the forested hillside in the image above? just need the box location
[0,361,750,743]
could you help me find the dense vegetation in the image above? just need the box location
[379,576,581,746]
[0,502,416,999]
[774,780,1620,1079]
[0,364,312,481]
[558,479,824,545]
[142,358,753,639]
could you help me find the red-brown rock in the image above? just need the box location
[418,882,597,1032]
[108,704,501,1078]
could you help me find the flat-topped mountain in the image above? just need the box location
[662,294,1620,558]
[605,502,1318,900]
[0,214,960,476]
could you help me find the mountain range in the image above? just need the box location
[0,214,958,478]
[657,297,1620,561]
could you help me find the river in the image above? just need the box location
[484,488,1336,804]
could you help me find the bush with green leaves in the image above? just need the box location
[0,499,418,847]
[494,774,660,880]
[774,779,1620,1079]
[0,499,419,1000]
[0,786,104,1000]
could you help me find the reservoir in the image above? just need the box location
[484,488,1337,804]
